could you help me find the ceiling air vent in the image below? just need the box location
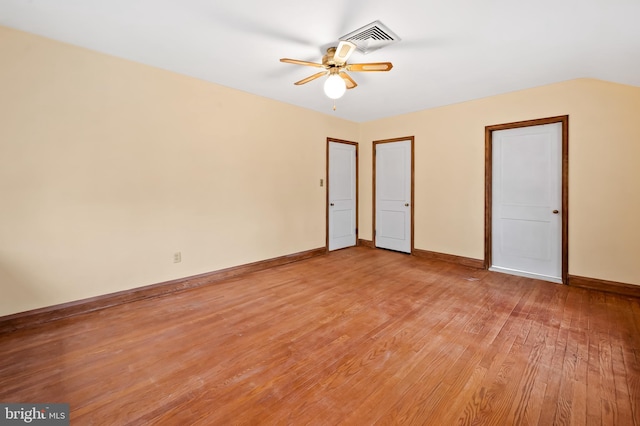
[340,20,401,55]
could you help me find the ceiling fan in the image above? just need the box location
[280,40,393,100]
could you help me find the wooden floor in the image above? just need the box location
[1,247,639,425]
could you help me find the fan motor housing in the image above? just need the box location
[322,47,339,67]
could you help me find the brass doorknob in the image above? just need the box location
[552,210,559,214]
[330,203,335,206]
[405,203,410,207]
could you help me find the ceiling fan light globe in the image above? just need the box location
[324,74,346,99]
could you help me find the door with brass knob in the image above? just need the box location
[328,140,357,251]
[490,122,563,283]
[374,137,414,254]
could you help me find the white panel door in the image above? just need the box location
[492,123,562,282]
[375,140,412,253]
[328,141,356,251]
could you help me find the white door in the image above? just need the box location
[491,123,562,282]
[375,139,412,253]
[328,141,357,251]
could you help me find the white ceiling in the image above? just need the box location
[1,0,639,122]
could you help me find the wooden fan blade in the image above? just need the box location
[294,71,328,85]
[340,72,357,89]
[346,62,394,72]
[333,40,356,65]
[280,58,326,68]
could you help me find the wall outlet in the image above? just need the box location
[320,178,324,187]
[173,252,182,263]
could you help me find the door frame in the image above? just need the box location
[373,136,415,254]
[484,116,569,283]
[326,138,359,250]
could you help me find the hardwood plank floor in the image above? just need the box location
[1,246,639,425]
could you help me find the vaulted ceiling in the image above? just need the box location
[1,0,639,122]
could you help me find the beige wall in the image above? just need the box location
[360,78,640,285]
[1,26,639,317]
[0,27,359,316]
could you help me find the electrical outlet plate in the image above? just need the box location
[173,252,181,263]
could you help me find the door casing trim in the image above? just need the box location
[373,136,415,254]
[326,138,359,251]
[484,116,569,284]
